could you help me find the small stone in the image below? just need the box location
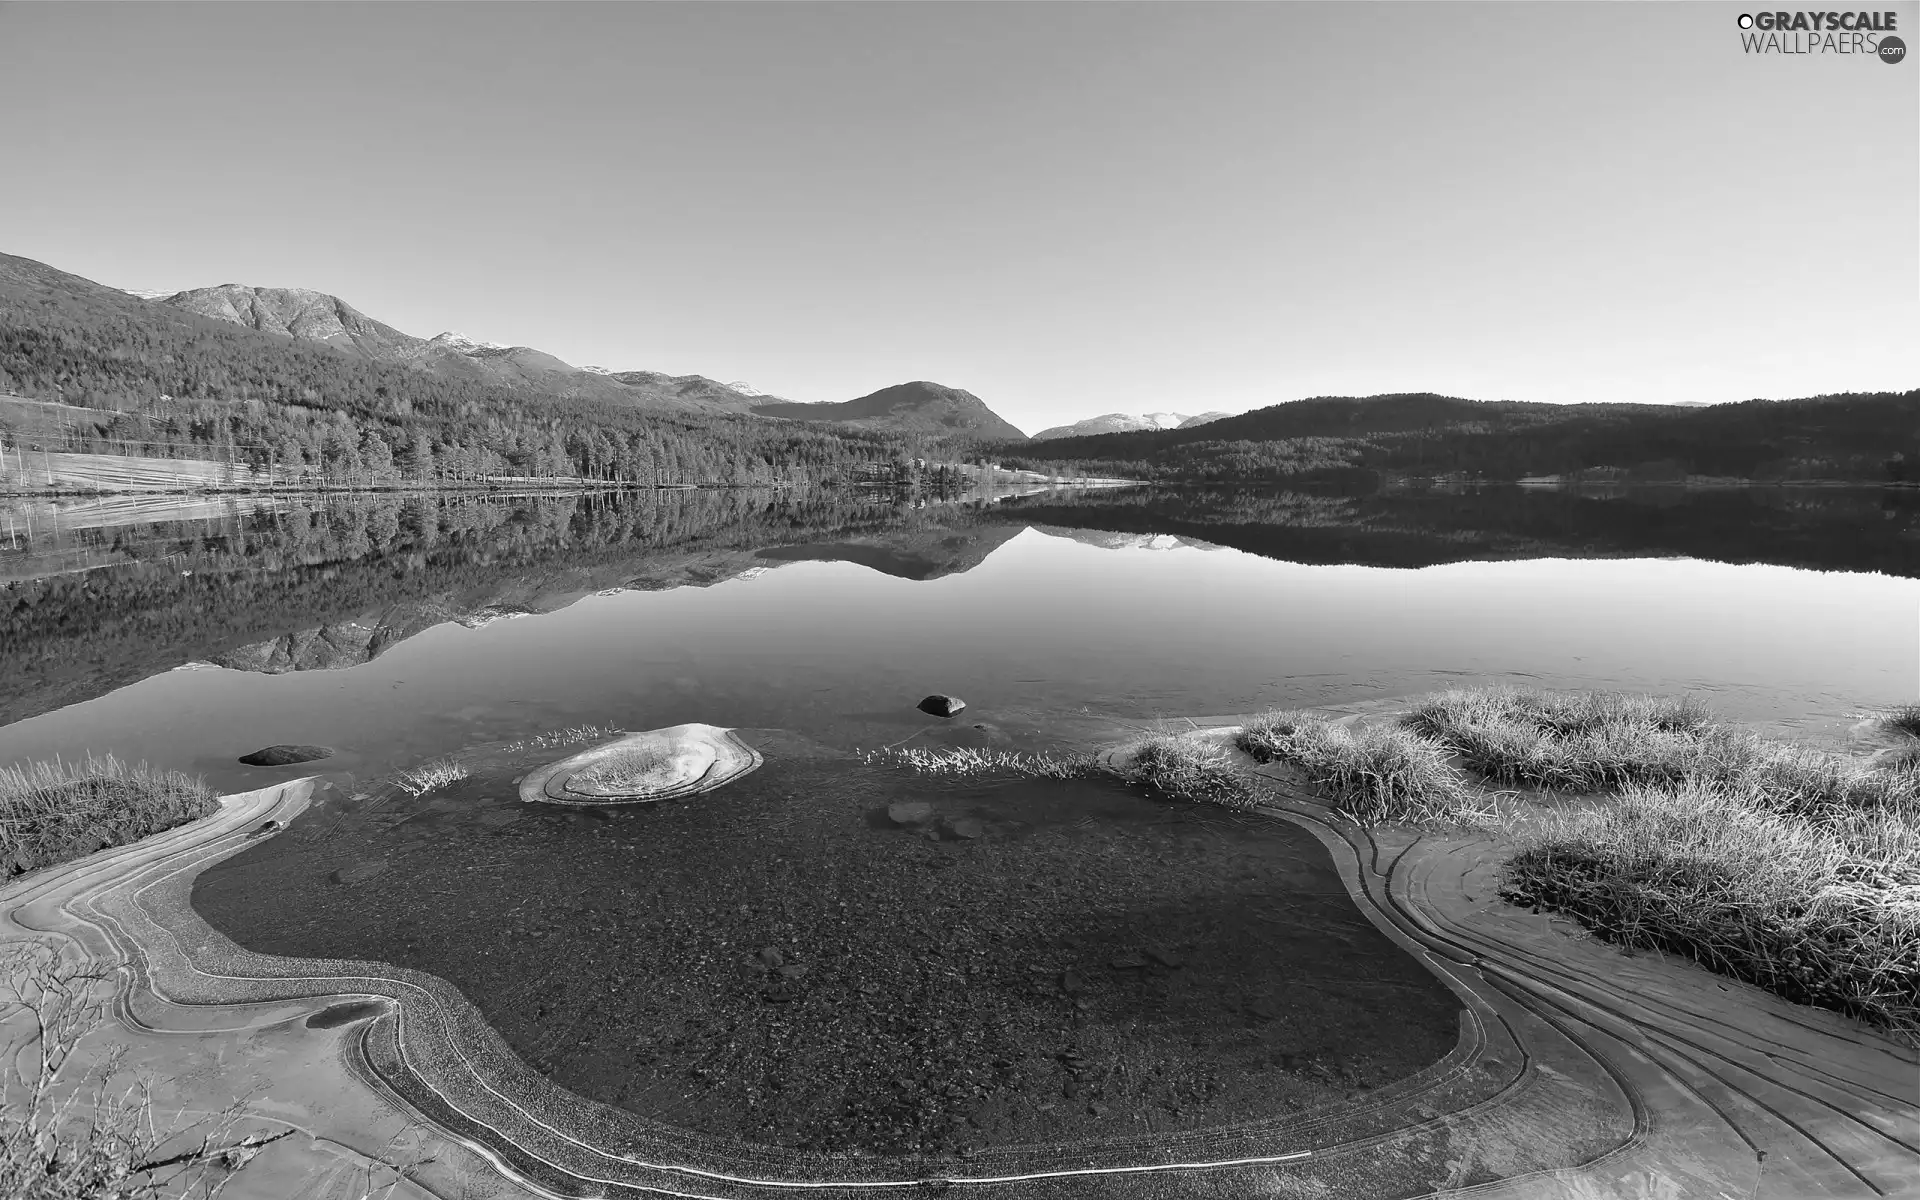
[1108,953,1146,970]
[778,964,809,979]
[888,801,936,825]
[1059,969,1084,995]
[1144,946,1184,969]
[945,816,985,839]
[917,695,966,718]
[757,946,785,968]
[239,744,334,767]
[1088,1103,1107,1117]
[329,860,388,885]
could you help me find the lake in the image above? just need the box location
[3,482,1915,1155]
[2,484,1914,789]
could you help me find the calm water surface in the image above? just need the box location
[1,485,1913,788]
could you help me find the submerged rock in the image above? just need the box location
[888,800,936,826]
[917,694,967,718]
[943,815,985,839]
[239,744,334,767]
[329,860,388,885]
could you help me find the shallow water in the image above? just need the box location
[194,744,1463,1154]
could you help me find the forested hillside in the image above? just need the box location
[998,391,1920,484]
[0,254,911,487]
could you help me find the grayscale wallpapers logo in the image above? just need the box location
[1735,10,1905,59]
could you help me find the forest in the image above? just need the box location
[995,391,1920,485]
[0,253,930,489]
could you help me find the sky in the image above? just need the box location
[1,2,1914,434]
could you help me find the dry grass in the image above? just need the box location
[1877,704,1920,741]
[392,758,467,797]
[0,756,217,880]
[861,746,1099,779]
[0,946,285,1199]
[1115,735,1254,806]
[1502,776,1920,1039]
[1237,711,1488,827]
[1388,686,1920,1039]
[1402,687,1742,793]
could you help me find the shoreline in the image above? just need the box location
[3,709,1916,1198]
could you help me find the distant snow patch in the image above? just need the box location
[429,331,511,352]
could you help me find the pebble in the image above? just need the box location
[758,946,785,968]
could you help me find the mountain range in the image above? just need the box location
[140,280,1046,441]
[1030,411,1231,440]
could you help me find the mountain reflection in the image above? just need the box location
[1,483,1912,729]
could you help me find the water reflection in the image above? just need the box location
[0,484,1913,791]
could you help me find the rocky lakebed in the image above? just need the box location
[192,741,1464,1158]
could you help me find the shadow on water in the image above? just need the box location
[193,754,1463,1157]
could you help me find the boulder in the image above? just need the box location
[518,724,762,806]
[239,744,334,767]
[917,695,966,718]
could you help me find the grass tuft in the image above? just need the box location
[1116,735,1253,806]
[861,746,1099,779]
[393,757,468,797]
[1238,711,1485,826]
[0,755,217,879]
[1404,687,1748,793]
[1877,704,1920,741]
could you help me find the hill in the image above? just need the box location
[0,251,909,489]
[999,391,1920,484]
[751,381,1029,442]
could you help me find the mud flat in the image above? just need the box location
[3,717,1915,1198]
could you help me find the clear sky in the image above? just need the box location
[2,2,1914,433]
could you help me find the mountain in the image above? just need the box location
[1001,390,1920,484]
[1031,411,1231,441]
[750,381,1029,442]
[153,284,700,410]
